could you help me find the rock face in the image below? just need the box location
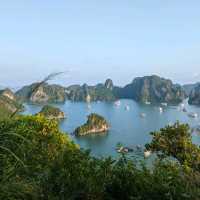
[65,80,116,102]
[16,83,66,103]
[188,84,200,105]
[104,79,114,90]
[37,105,65,120]
[0,88,23,118]
[16,75,186,104]
[117,75,186,104]
[183,83,200,96]
[0,88,16,101]
[74,113,109,136]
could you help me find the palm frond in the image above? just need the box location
[0,146,25,167]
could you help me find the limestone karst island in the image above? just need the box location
[74,113,109,136]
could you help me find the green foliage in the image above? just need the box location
[1,117,200,199]
[38,105,64,119]
[0,115,76,199]
[146,121,200,171]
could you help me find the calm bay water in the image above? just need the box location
[22,99,200,158]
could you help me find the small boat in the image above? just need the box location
[140,113,146,118]
[161,102,168,107]
[180,103,185,108]
[114,100,121,107]
[145,101,151,105]
[116,146,133,153]
[136,145,142,150]
[188,112,198,118]
[182,108,187,112]
[125,105,130,111]
[144,150,151,158]
[159,107,163,113]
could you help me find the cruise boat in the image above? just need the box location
[161,102,167,107]
[125,105,130,111]
[145,101,151,105]
[159,107,163,113]
[180,103,185,108]
[114,100,121,107]
[140,113,146,118]
[188,112,198,118]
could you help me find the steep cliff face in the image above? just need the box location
[104,79,114,90]
[74,113,109,136]
[117,75,186,104]
[66,80,116,102]
[188,84,200,105]
[0,88,23,118]
[16,83,66,103]
[16,76,186,104]
[183,83,200,96]
[0,88,16,101]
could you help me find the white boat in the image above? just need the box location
[145,101,151,105]
[114,100,121,107]
[188,112,198,118]
[125,105,130,111]
[180,103,185,108]
[144,150,151,158]
[161,102,168,107]
[159,107,163,113]
[140,113,146,118]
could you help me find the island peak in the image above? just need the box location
[74,113,109,136]
[37,105,65,120]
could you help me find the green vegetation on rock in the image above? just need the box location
[37,105,65,120]
[65,80,116,102]
[16,76,186,104]
[116,75,186,104]
[74,113,109,136]
[16,83,66,103]
[0,89,23,119]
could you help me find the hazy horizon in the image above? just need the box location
[1,1,200,88]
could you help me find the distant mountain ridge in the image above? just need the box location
[15,75,187,105]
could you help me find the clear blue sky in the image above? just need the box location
[0,0,200,88]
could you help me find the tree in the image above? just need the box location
[146,122,200,171]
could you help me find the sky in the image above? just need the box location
[0,0,200,88]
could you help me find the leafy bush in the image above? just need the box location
[0,117,200,199]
